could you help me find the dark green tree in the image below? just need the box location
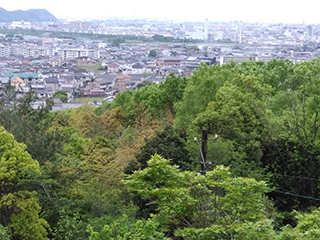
[136,80,153,89]
[135,126,190,171]
[148,49,157,57]
[53,90,68,103]
[130,126,191,219]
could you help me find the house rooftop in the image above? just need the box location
[4,72,38,79]
[45,77,59,83]
[132,63,145,69]
[99,74,116,81]
[97,78,114,84]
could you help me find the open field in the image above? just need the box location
[73,97,105,103]
[78,64,105,75]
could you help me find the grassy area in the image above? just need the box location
[78,64,106,75]
[73,97,105,103]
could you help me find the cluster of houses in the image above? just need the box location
[2,27,320,111]
[0,35,217,109]
[0,59,167,104]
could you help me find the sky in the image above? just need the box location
[2,0,320,24]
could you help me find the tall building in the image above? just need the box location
[239,21,243,44]
[204,18,208,41]
[307,25,314,37]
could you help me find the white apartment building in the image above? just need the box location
[0,44,10,57]
[57,48,100,60]
[11,21,32,29]
[5,44,55,58]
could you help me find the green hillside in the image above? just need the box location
[3,59,320,239]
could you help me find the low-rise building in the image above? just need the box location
[57,48,100,60]
[45,77,59,91]
[156,57,184,67]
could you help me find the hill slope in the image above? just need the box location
[0,8,13,22]
[0,8,57,22]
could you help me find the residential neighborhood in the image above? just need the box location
[1,18,320,110]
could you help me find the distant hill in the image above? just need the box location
[0,8,57,22]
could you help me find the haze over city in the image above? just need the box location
[2,0,320,23]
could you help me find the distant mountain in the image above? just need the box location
[0,8,13,22]
[0,8,57,22]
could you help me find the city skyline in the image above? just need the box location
[2,0,320,24]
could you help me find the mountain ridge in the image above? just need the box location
[0,8,57,22]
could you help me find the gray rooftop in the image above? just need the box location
[45,77,59,83]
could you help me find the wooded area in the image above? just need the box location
[2,58,320,239]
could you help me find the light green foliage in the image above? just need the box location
[171,58,320,214]
[0,127,49,239]
[187,74,272,177]
[269,58,320,145]
[5,57,320,239]
[132,73,187,118]
[87,214,167,240]
[276,209,320,240]
[1,191,49,240]
[159,73,187,114]
[95,74,186,122]
[0,224,9,240]
[174,62,237,129]
[52,210,88,240]
[133,84,164,118]
[260,58,320,211]
[233,219,276,239]
[264,59,295,91]
[125,155,272,239]
[0,128,40,182]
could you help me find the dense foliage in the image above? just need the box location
[3,58,320,238]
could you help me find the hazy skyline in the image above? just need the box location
[2,0,320,23]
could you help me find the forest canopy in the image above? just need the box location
[2,58,320,239]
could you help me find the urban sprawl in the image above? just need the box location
[0,19,319,110]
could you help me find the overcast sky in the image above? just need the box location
[2,0,320,23]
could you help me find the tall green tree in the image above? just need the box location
[174,62,237,129]
[186,73,272,178]
[262,58,320,212]
[0,127,49,240]
[125,155,274,239]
